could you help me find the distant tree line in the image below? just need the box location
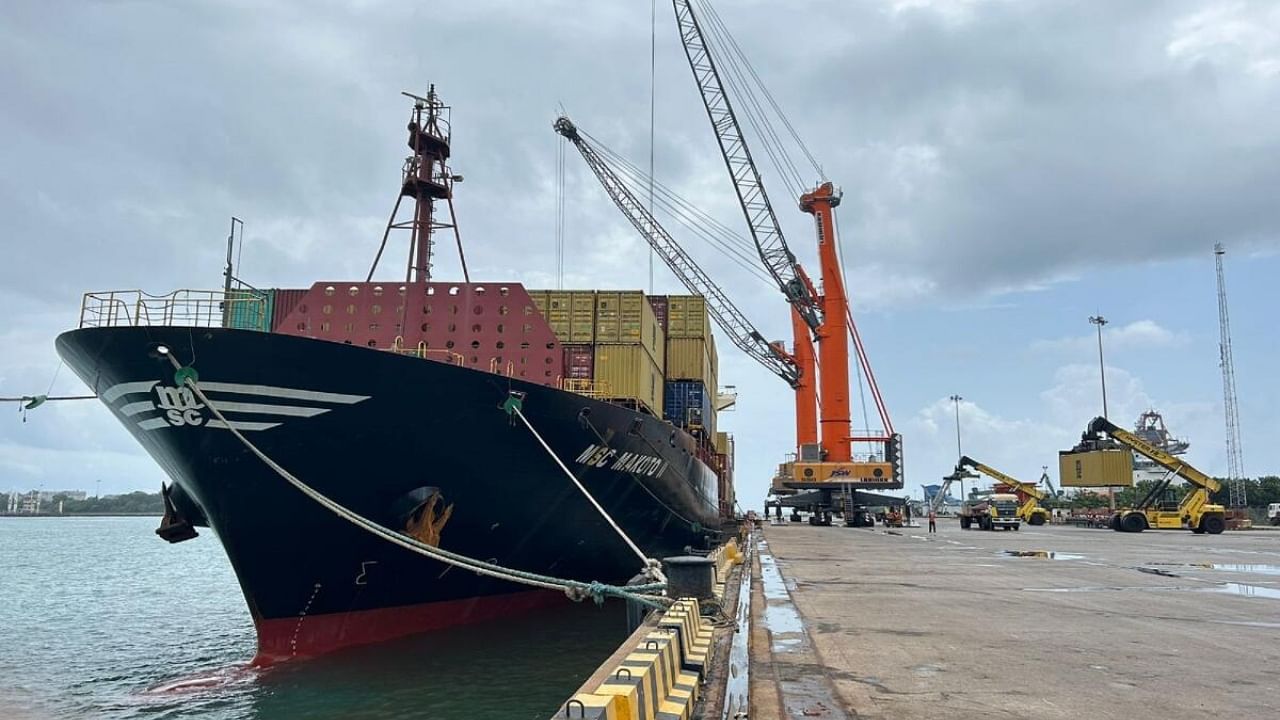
[1051,476,1280,510]
[0,491,163,514]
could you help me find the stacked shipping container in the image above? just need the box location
[528,289,666,415]
[714,431,735,516]
[526,292,728,471]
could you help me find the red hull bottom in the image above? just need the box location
[252,589,568,666]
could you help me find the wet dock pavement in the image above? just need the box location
[749,521,1280,719]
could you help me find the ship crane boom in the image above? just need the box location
[671,0,820,331]
[554,116,801,388]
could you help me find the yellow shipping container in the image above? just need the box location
[667,295,712,339]
[715,431,731,455]
[620,292,660,348]
[1059,449,1134,488]
[528,290,548,315]
[570,292,596,343]
[594,344,664,414]
[545,291,572,341]
[594,291,622,342]
[666,337,716,388]
[594,291,665,372]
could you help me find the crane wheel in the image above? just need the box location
[1191,526,1206,535]
[1029,515,1046,526]
[1109,514,1122,531]
[1201,514,1226,535]
[960,516,971,530]
[1120,513,1146,533]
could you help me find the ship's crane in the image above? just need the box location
[670,0,821,333]
[671,0,897,483]
[554,117,800,388]
[957,456,1051,526]
[1066,416,1226,535]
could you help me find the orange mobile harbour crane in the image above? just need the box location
[670,0,901,496]
[558,1,901,524]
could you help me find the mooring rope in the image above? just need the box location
[158,351,668,609]
[503,395,665,585]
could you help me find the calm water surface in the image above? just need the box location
[0,517,627,719]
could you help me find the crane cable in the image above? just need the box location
[555,133,566,290]
[833,210,874,438]
[699,0,823,182]
[580,129,777,286]
[586,130,760,258]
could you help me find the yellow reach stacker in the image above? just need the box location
[1062,416,1226,535]
[957,456,1052,526]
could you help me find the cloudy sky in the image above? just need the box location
[2,0,1277,507]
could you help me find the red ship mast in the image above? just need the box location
[367,85,468,284]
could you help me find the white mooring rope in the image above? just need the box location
[509,403,664,583]
[160,351,668,608]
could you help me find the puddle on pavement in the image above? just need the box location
[1024,585,1183,593]
[1211,582,1280,599]
[758,546,808,652]
[1146,562,1280,576]
[1001,550,1085,560]
[1024,581,1280,599]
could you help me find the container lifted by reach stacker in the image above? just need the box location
[1062,416,1227,535]
[669,0,900,497]
[957,456,1051,526]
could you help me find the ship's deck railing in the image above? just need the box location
[389,338,465,366]
[559,378,613,398]
[79,289,269,330]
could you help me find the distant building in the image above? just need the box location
[37,490,87,502]
[19,491,41,514]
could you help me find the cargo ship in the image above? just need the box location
[54,87,735,664]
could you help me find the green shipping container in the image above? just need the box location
[225,288,273,331]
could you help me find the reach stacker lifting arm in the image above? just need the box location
[1064,416,1226,535]
[957,456,1051,526]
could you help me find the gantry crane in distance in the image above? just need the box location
[671,0,899,493]
[1063,416,1227,535]
[957,456,1051,526]
[553,117,801,388]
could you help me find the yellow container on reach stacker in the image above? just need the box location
[1059,448,1134,488]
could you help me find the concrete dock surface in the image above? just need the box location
[750,521,1280,719]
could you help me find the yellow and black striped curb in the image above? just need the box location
[560,598,713,720]
[707,539,743,600]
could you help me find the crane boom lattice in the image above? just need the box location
[1215,243,1246,509]
[554,117,800,388]
[672,0,820,330]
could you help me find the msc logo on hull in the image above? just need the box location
[154,385,206,427]
[100,380,371,433]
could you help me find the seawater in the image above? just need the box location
[0,516,628,719]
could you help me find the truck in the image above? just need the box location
[1064,416,1226,534]
[958,493,1022,531]
[958,456,1052,526]
[1268,503,1280,527]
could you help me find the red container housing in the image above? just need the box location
[562,344,595,380]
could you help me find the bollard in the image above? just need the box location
[662,555,716,602]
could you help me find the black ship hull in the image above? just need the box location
[56,326,721,664]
